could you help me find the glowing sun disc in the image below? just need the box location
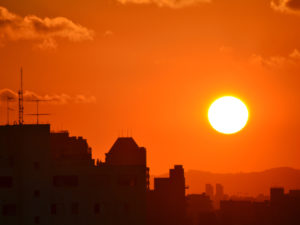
[208,96,249,134]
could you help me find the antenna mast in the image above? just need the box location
[18,68,24,125]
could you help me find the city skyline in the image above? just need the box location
[1,123,300,225]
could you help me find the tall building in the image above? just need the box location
[214,183,225,209]
[205,184,214,200]
[186,194,214,225]
[216,183,224,200]
[147,165,186,225]
[270,187,285,205]
[0,124,148,225]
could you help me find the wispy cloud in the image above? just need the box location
[250,49,300,69]
[0,89,18,101]
[0,89,96,104]
[103,30,114,37]
[219,46,234,54]
[271,0,300,15]
[117,0,211,9]
[0,6,94,49]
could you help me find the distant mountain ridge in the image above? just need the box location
[184,167,300,196]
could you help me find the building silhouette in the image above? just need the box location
[218,187,300,225]
[147,165,186,225]
[205,184,214,200]
[0,124,148,225]
[269,187,300,225]
[216,184,224,200]
[186,194,214,225]
[215,183,225,209]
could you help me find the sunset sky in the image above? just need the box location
[1,0,300,175]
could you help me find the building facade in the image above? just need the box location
[0,124,148,225]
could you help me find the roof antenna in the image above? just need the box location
[25,99,50,125]
[18,68,24,125]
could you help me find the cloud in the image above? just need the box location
[0,89,96,104]
[36,38,58,50]
[289,48,300,59]
[117,0,211,8]
[271,0,300,14]
[103,30,114,37]
[0,89,18,101]
[249,49,300,69]
[0,6,94,49]
[219,46,234,54]
[74,95,97,104]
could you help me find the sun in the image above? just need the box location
[208,96,249,134]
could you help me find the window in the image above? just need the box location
[71,203,79,215]
[34,190,40,198]
[0,176,13,188]
[94,203,100,214]
[2,204,16,216]
[124,202,130,214]
[34,216,40,224]
[50,204,57,215]
[53,175,78,187]
[33,162,40,170]
[118,176,136,187]
[8,157,14,167]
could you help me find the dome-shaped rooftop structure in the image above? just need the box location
[105,137,146,166]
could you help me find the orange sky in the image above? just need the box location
[1,0,300,175]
